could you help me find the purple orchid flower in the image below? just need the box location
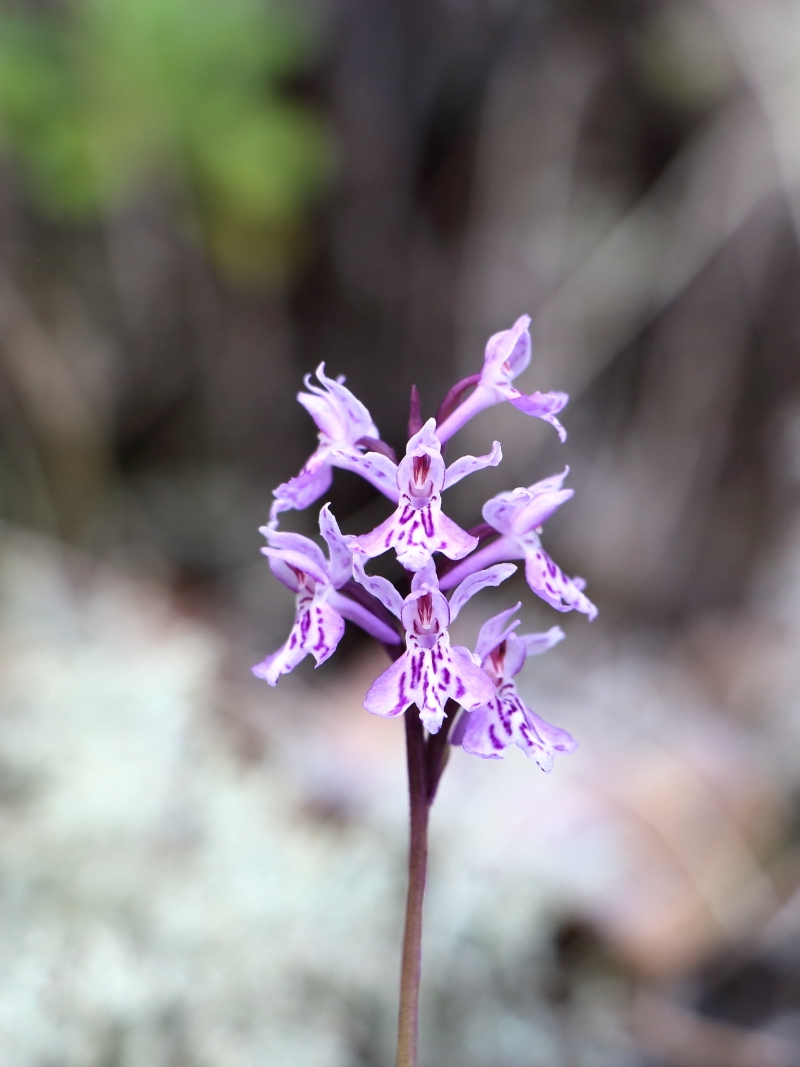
[351,418,502,571]
[440,468,598,620]
[436,315,569,444]
[271,365,399,521]
[451,605,576,769]
[252,505,400,686]
[354,555,516,733]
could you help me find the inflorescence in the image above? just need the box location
[253,315,596,768]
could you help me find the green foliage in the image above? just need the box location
[0,0,331,282]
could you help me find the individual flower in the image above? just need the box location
[354,556,516,733]
[351,418,502,570]
[439,468,598,619]
[252,505,400,685]
[452,605,576,769]
[436,315,569,443]
[271,364,399,520]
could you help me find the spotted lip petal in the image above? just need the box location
[362,560,502,733]
[436,316,569,444]
[353,418,480,568]
[252,591,345,686]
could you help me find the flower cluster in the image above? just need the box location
[253,315,595,768]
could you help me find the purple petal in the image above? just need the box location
[302,363,379,442]
[356,501,477,570]
[262,526,329,569]
[524,705,578,756]
[318,504,353,588]
[520,626,565,657]
[261,547,329,588]
[252,636,308,686]
[484,315,532,377]
[448,563,517,621]
[329,448,400,503]
[502,633,527,678]
[474,604,522,662]
[524,548,598,619]
[509,391,569,442]
[352,554,403,618]
[482,488,532,536]
[458,701,505,760]
[510,488,573,535]
[407,417,441,454]
[329,589,400,644]
[449,646,496,709]
[443,441,503,490]
[411,557,439,593]
[363,653,414,718]
[458,687,577,770]
[271,456,333,519]
[438,536,519,591]
[252,597,345,685]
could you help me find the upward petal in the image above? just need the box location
[318,504,353,588]
[443,441,503,490]
[448,563,517,621]
[474,604,522,662]
[484,315,532,378]
[352,554,404,618]
[305,363,379,442]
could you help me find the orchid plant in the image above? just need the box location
[254,314,596,1067]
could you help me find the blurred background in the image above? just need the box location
[3,0,800,1063]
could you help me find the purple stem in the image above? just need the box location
[397,708,428,1067]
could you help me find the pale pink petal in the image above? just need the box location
[438,536,519,591]
[318,504,353,588]
[252,597,345,685]
[271,456,333,519]
[363,653,414,718]
[261,547,329,587]
[352,555,403,617]
[329,589,400,644]
[482,488,532,536]
[484,315,532,377]
[329,448,400,503]
[474,604,522,662]
[524,548,598,619]
[510,391,569,442]
[501,633,527,678]
[443,441,503,490]
[447,563,517,621]
[459,700,506,759]
[520,626,565,658]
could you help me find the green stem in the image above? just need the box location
[396,708,429,1067]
